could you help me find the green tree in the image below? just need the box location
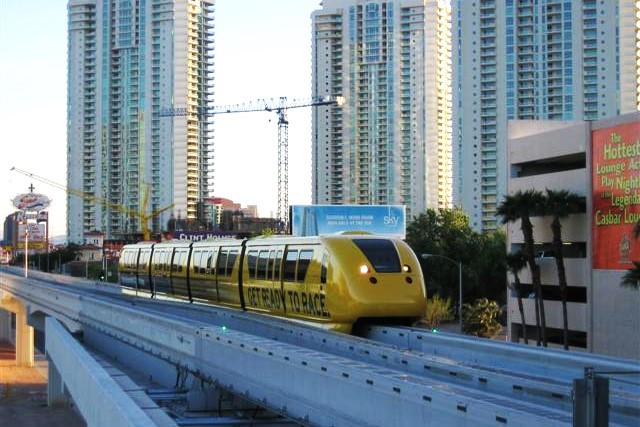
[542,189,583,350]
[506,250,528,344]
[406,208,507,311]
[497,189,547,346]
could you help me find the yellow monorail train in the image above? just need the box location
[118,233,426,333]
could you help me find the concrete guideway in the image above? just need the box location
[45,316,178,427]
[1,267,639,426]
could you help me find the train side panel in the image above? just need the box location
[213,244,243,309]
[243,243,287,316]
[188,243,220,303]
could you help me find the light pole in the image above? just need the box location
[421,253,462,332]
[24,225,29,278]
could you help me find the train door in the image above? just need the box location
[281,245,327,321]
[243,246,286,316]
[189,246,219,303]
[151,248,171,295]
[137,248,153,293]
[170,248,190,300]
[215,246,242,308]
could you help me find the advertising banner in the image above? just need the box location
[290,205,406,238]
[592,121,640,269]
[171,230,240,241]
[16,223,47,250]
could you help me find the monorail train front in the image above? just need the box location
[321,234,427,331]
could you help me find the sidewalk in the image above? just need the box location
[0,340,85,427]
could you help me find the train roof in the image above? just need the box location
[122,232,402,250]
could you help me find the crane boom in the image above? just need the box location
[10,167,172,241]
[159,95,344,232]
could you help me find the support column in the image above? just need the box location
[15,309,34,367]
[47,356,68,406]
[0,309,11,342]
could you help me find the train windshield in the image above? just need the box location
[352,239,401,273]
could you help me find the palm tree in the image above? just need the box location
[542,189,583,350]
[497,189,547,346]
[506,251,528,344]
[621,262,640,289]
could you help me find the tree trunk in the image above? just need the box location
[551,216,570,350]
[514,274,528,345]
[521,215,547,346]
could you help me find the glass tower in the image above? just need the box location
[312,0,453,219]
[453,0,640,232]
[67,0,214,242]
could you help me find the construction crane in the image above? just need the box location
[10,167,173,241]
[160,95,345,231]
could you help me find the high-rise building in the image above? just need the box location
[66,0,214,243]
[311,0,453,218]
[453,0,640,232]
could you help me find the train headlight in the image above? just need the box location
[359,264,370,274]
[402,264,412,273]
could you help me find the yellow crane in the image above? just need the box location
[10,167,173,241]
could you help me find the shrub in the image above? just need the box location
[462,298,503,338]
[418,295,453,329]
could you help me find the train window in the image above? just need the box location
[162,250,170,271]
[206,250,216,275]
[173,250,186,273]
[171,251,179,272]
[284,250,298,282]
[227,250,238,276]
[217,251,229,276]
[140,250,150,269]
[192,250,202,274]
[353,239,401,273]
[218,249,238,277]
[268,250,276,281]
[274,250,283,281]
[247,250,258,279]
[297,250,313,282]
[257,251,269,279]
[321,253,328,284]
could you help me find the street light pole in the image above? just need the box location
[24,226,29,278]
[421,253,463,332]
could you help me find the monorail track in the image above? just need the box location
[5,268,640,426]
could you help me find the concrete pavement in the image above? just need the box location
[0,340,85,427]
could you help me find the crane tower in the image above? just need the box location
[160,96,344,231]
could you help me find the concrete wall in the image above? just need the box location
[506,113,640,360]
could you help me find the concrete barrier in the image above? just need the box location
[45,316,161,427]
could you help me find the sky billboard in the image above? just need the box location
[592,121,640,270]
[290,205,406,238]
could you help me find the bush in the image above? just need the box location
[462,298,503,338]
[418,295,453,329]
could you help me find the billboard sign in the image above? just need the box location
[12,193,51,211]
[16,223,46,250]
[290,205,406,238]
[592,121,640,269]
[171,230,240,241]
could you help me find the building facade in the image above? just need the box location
[506,112,640,360]
[67,0,214,243]
[311,0,453,219]
[453,0,640,232]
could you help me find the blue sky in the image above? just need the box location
[0,0,321,238]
